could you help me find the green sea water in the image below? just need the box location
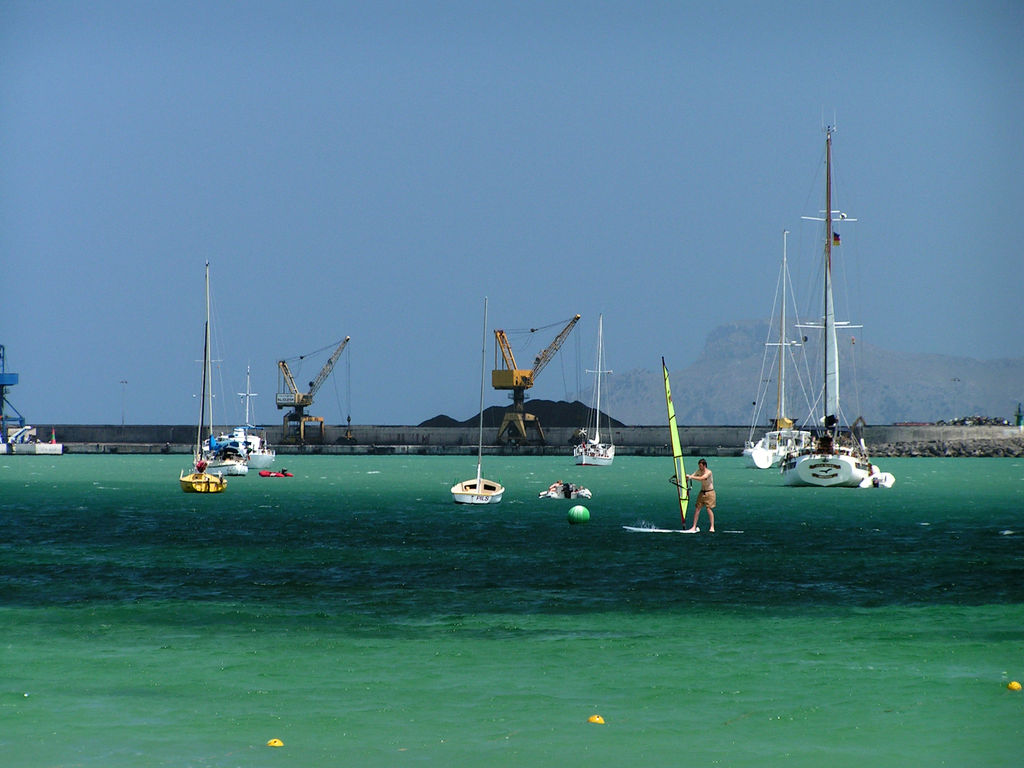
[2,454,1023,767]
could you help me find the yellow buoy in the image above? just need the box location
[587,714,605,724]
[1008,681,1022,691]
[267,738,284,747]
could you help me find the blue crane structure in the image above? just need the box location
[0,345,25,444]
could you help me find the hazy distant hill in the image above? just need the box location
[597,321,1024,426]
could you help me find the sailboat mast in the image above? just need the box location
[777,230,789,426]
[823,128,834,433]
[475,298,488,486]
[242,366,253,427]
[194,263,211,459]
[196,326,207,458]
[662,357,688,525]
[205,262,214,443]
[594,314,603,444]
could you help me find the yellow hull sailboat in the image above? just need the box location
[180,262,227,494]
[180,467,227,493]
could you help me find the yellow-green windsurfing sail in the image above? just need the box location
[662,357,688,524]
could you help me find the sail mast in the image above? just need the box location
[205,262,215,444]
[475,298,488,488]
[195,262,211,461]
[662,357,688,525]
[593,314,604,444]
[239,366,257,428]
[777,229,789,426]
[823,127,839,433]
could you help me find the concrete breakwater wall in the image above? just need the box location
[41,423,1024,457]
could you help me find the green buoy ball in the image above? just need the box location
[567,505,590,525]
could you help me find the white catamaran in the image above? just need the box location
[451,298,505,504]
[780,127,892,488]
[743,229,813,469]
[573,314,615,466]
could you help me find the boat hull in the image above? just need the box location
[205,458,248,476]
[451,478,504,504]
[246,450,275,470]
[539,482,592,499]
[743,445,775,469]
[213,427,274,470]
[573,442,615,466]
[180,470,227,493]
[5,442,64,455]
[743,430,813,469]
[781,452,871,487]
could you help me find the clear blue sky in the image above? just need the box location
[1,1,1021,426]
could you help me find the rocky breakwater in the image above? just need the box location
[871,436,1024,458]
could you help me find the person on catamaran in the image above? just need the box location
[684,459,715,533]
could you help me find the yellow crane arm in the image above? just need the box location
[491,314,580,391]
[531,314,580,378]
[494,330,518,371]
[278,360,300,397]
[308,336,350,397]
[492,328,531,389]
[276,335,350,409]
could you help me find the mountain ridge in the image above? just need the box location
[420,321,1022,427]
[599,320,1023,426]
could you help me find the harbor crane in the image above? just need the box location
[0,345,24,443]
[492,314,580,445]
[276,336,350,444]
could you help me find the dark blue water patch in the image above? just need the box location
[3,455,1022,615]
[3,500,1022,613]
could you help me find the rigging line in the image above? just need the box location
[574,331,582,403]
[559,339,569,402]
[205,279,235,427]
[749,262,787,437]
[848,335,863,422]
[830,219,864,421]
[331,358,343,423]
[346,346,352,423]
[786,260,817,422]
[788,344,815,429]
[503,316,577,336]
[282,339,348,363]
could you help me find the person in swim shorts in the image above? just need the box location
[684,458,715,533]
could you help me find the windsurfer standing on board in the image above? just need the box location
[684,459,715,533]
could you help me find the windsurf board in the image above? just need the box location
[622,526,744,534]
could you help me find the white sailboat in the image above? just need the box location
[451,298,505,504]
[573,314,615,466]
[215,366,276,470]
[201,368,248,477]
[780,127,893,488]
[180,263,227,493]
[203,437,249,476]
[743,229,813,468]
